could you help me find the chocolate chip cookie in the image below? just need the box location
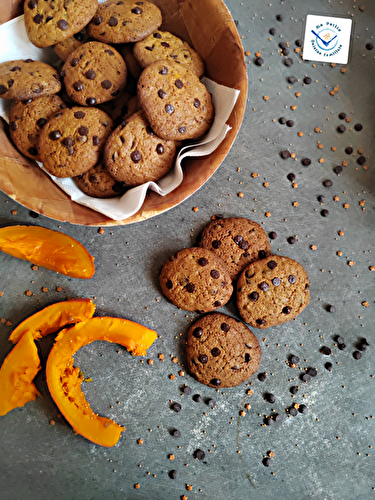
[62,42,127,106]
[39,106,113,177]
[88,0,162,44]
[198,217,272,281]
[237,255,311,328]
[9,95,67,161]
[186,313,262,388]
[134,30,205,77]
[24,0,98,48]
[159,247,233,313]
[74,161,126,198]
[104,110,177,187]
[0,59,61,100]
[137,60,214,141]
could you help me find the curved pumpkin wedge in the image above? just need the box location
[46,317,157,447]
[9,298,96,344]
[0,225,95,279]
[0,331,41,416]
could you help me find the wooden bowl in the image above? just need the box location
[0,0,247,226]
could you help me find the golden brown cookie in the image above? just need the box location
[88,0,162,44]
[134,30,205,77]
[38,106,113,178]
[186,313,262,388]
[0,59,61,100]
[9,95,67,161]
[62,42,127,106]
[198,217,272,281]
[24,0,98,48]
[54,29,89,62]
[104,110,177,187]
[159,247,233,313]
[74,161,126,198]
[137,60,214,141]
[237,255,311,329]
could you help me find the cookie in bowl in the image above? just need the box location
[74,161,126,198]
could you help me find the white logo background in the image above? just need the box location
[303,14,352,65]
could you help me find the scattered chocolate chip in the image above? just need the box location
[290,354,300,364]
[255,57,264,66]
[168,469,178,479]
[333,165,343,175]
[336,335,345,344]
[276,14,283,21]
[286,119,294,127]
[345,147,353,154]
[287,236,296,244]
[321,209,329,217]
[9,121,17,131]
[307,367,318,377]
[279,42,287,50]
[263,457,271,467]
[207,398,216,408]
[265,393,276,403]
[290,385,299,394]
[194,449,205,460]
[353,350,362,360]
[354,123,363,131]
[317,195,324,203]
[264,416,274,426]
[58,19,69,30]
[269,231,277,239]
[280,150,291,159]
[10,66,21,72]
[211,347,221,357]
[214,301,222,308]
[365,42,374,50]
[303,76,312,84]
[301,157,311,166]
[338,343,346,351]
[182,385,192,395]
[327,305,336,313]
[337,124,346,133]
[287,173,296,181]
[321,346,332,355]
[284,57,294,67]
[287,75,297,84]
[274,413,283,423]
[325,362,333,371]
[258,372,267,382]
[171,402,182,412]
[357,156,366,165]
[295,39,303,47]
[192,394,202,403]
[269,27,277,35]
[288,407,298,416]
[279,117,286,124]
[338,112,346,120]
[323,179,333,187]
[301,373,311,383]
[299,404,308,414]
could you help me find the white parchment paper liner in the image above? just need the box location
[0,16,240,221]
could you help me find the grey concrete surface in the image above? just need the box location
[0,0,374,499]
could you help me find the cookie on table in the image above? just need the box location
[0,60,61,100]
[54,29,89,62]
[62,42,127,106]
[236,255,311,329]
[88,0,162,44]
[104,110,177,187]
[134,30,205,78]
[186,313,262,388]
[74,161,126,198]
[159,247,233,313]
[138,60,214,141]
[24,0,98,48]
[9,95,67,161]
[198,217,272,281]
[38,106,113,178]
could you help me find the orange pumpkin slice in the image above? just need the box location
[0,331,41,416]
[0,225,95,279]
[46,317,158,447]
[9,298,96,344]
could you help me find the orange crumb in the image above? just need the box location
[292,201,299,207]
[0,291,3,297]
[265,212,271,217]
[25,290,33,296]
[333,196,340,201]
[317,143,323,149]
[168,454,175,460]
[56,286,62,292]
[134,483,140,489]
[246,389,253,395]
[295,92,301,98]
[245,50,251,56]
[310,245,317,250]
[318,158,325,163]
[137,439,143,445]
[147,359,153,365]
[238,192,244,198]
[158,353,165,361]
[331,146,337,151]
[98,227,104,234]
[251,172,259,178]
[192,206,199,212]
[169,374,176,380]
[263,182,269,187]
[298,132,303,137]
[11,210,17,215]
[341,68,347,73]
[314,127,322,133]
[291,105,297,110]
[361,301,369,307]
[41,287,48,293]
[338,230,344,236]
[337,251,343,256]
[263,95,270,101]
[343,203,350,209]
[255,51,261,57]
[186,484,193,491]
[292,182,298,188]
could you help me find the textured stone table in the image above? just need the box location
[0,1,374,499]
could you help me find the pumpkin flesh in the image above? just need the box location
[0,225,95,279]
[46,317,158,447]
[0,331,41,416]
[9,298,96,344]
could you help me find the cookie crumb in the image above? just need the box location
[98,227,104,234]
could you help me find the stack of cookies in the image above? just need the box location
[0,0,214,199]
[159,216,311,388]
